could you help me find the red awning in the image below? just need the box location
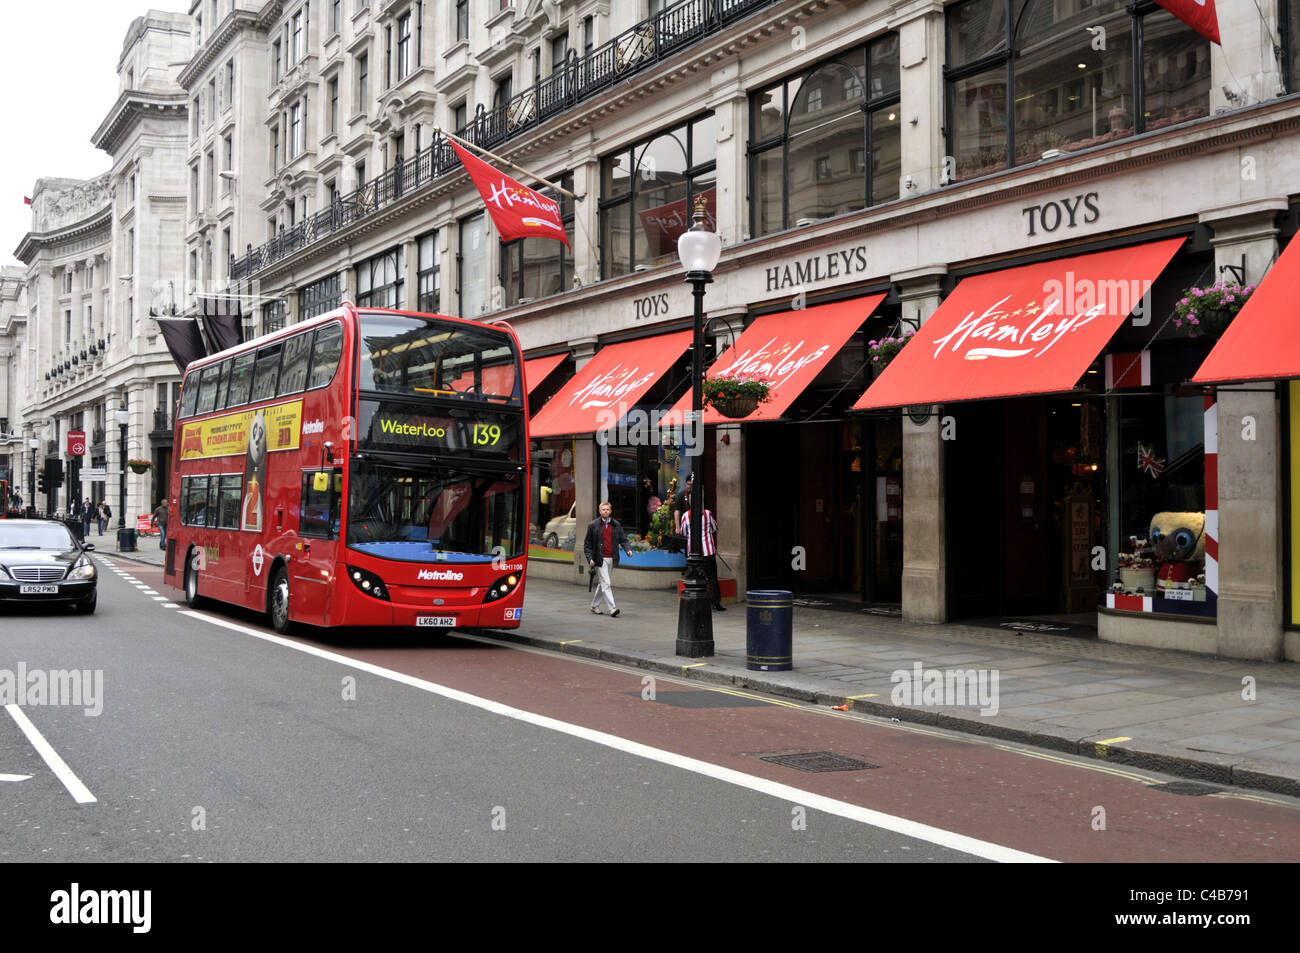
[661,295,886,426]
[523,353,568,393]
[1192,235,1300,384]
[529,330,692,437]
[853,238,1185,409]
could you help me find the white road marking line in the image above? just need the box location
[179,611,1054,863]
[4,705,96,804]
[0,773,32,782]
[152,596,169,601]
[140,589,158,595]
[163,604,179,608]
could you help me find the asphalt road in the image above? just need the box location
[2,554,1298,864]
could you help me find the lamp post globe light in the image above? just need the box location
[675,198,722,658]
[115,403,133,552]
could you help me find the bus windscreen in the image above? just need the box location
[357,313,520,404]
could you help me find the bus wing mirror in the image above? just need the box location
[313,471,330,492]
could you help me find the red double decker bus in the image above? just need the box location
[163,304,529,634]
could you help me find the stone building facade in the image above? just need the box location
[11,10,191,526]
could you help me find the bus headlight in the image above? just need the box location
[346,564,390,601]
[484,572,521,602]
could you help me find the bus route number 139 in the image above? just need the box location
[471,423,502,446]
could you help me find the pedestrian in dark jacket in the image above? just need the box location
[583,501,633,617]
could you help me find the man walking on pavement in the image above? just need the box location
[81,499,93,539]
[680,492,725,611]
[583,500,633,617]
[152,499,169,551]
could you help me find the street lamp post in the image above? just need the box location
[115,403,132,551]
[675,199,722,658]
[27,437,38,517]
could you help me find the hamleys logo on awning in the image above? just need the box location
[569,363,657,410]
[716,337,830,386]
[930,295,1106,361]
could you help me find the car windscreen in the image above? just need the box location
[0,524,75,550]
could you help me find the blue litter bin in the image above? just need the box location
[746,590,793,671]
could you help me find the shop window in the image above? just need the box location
[533,438,577,559]
[417,231,440,312]
[1109,392,1212,616]
[600,115,716,278]
[355,248,403,309]
[750,36,899,235]
[501,173,573,306]
[945,0,1209,182]
[299,273,341,319]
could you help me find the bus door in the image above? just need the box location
[291,467,343,622]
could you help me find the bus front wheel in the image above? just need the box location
[184,551,204,609]
[270,566,292,634]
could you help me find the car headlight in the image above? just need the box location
[0,565,10,580]
[68,557,96,580]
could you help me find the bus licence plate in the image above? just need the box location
[20,585,58,595]
[416,616,457,627]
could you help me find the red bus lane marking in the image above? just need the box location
[177,610,1047,862]
[351,638,1300,864]
[179,611,1300,862]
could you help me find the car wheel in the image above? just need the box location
[74,593,97,615]
[269,566,291,634]
[544,533,558,548]
[184,550,204,608]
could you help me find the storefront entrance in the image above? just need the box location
[945,396,1105,620]
[746,417,902,601]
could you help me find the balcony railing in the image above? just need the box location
[152,409,170,434]
[231,0,775,281]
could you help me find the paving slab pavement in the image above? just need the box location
[104,546,1300,796]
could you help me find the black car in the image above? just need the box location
[0,519,97,613]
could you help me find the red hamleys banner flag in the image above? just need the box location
[448,139,569,247]
[1153,0,1221,45]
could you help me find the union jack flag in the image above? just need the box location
[1137,443,1166,479]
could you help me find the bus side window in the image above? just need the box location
[300,468,341,539]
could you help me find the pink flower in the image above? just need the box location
[1187,316,1199,325]
[1191,288,1204,297]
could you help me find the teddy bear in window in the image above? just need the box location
[1148,512,1205,592]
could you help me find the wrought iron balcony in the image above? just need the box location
[152,408,170,434]
[231,0,774,281]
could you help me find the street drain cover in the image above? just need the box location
[1146,781,1223,796]
[760,751,879,773]
[624,690,768,708]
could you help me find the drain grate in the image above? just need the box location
[1146,781,1223,796]
[759,750,879,773]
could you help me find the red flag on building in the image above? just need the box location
[448,139,569,247]
[1153,0,1221,45]
[23,196,31,205]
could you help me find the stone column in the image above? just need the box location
[889,0,946,193]
[402,237,419,310]
[706,73,745,246]
[1200,199,1288,659]
[709,308,746,595]
[572,154,599,288]
[895,264,948,623]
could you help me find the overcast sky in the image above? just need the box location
[0,1,191,268]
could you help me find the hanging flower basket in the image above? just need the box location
[712,396,759,419]
[702,373,773,419]
[127,459,154,474]
[868,329,917,374]
[1173,282,1254,337]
